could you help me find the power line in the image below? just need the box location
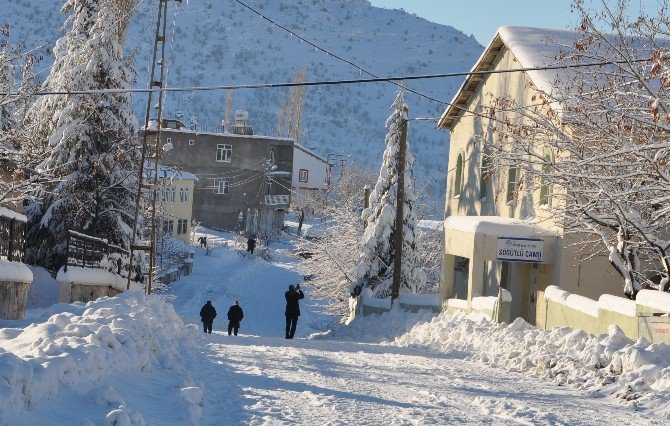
[0,58,650,98]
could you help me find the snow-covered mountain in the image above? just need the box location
[7,0,483,210]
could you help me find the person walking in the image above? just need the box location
[246,235,256,255]
[227,301,244,336]
[284,284,304,339]
[198,236,207,248]
[200,301,217,334]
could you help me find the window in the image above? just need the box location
[166,137,172,145]
[269,146,276,164]
[163,220,174,235]
[266,178,273,196]
[299,169,309,183]
[188,139,194,146]
[214,178,229,195]
[216,144,232,162]
[453,152,464,198]
[506,166,519,203]
[177,219,187,235]
[479,145,491,200]
[539,154,552,206]
[179,187,189,203]
[170,187,176,203]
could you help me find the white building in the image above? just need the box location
[291,143,332,193]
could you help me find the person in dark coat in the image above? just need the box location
[284,284,304,339]
[247,235,256,254]
[200,301,217,334]
[227,301,244,336]
[198,236,207,248]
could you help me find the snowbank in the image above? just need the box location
[545,285,599,317]
[56,266,127,291]
[397,293,441,307]
[636,290,670,313]
[0,292,198,424]
[393,311,670,418]
[27,266,59,308]
[0,260,33,283]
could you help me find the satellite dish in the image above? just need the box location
[162,142,174,152]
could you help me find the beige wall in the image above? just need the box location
[159,178,195,243]
[443,44,622,303]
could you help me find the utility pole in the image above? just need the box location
[391,106,408,302]
[127,0,181,294]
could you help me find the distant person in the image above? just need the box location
[200,301,217,334]
[284,284,304,339]
[198,236,207,248]
[227,301,244,336]
[247,235,256,255]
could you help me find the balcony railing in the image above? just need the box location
[0,212,26,262]
[64,230,130,278]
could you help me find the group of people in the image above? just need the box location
[199,283,305,339]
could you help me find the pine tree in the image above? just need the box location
[25,0,139,269]
[352,91,426,297]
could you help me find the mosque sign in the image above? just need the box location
[496,237,544,263]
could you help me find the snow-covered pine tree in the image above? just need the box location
[352,91,426,298]
[25,0,139,270]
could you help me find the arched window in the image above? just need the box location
[539,153,552,206]
[454,152,464,198]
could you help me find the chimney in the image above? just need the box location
[233,110,253,135]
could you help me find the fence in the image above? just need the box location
[64,230,130,279]
[0,214,26,262]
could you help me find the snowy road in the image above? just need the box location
[191,333,654,425]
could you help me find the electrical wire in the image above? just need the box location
[0,57,651,99]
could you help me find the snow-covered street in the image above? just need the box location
[1,234,667,424]
[192,333,656,425]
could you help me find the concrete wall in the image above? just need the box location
[0,281,30,320]
[158,129,293,230]
[442,43,623,304]
[62,283,121,304]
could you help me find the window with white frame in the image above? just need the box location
[188,139,194,146]
[179,187,189,203]
[539,153,552,206]
[299,169,309,183]
[216,144,232,162]
[506,165,519,203]
[214,178,230,195]
[163,220,174,234]
[170,187,176,202]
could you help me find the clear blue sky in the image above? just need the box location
[369,0,661,45]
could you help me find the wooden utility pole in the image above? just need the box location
[391,106,408,302]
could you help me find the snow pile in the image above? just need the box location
[0,260,33,282]
[56,266,128,291]
[0,292,198,424]
[27,266,59,308]
[0,205,27,222]
[393,311,670,417]
[313,306,437,342]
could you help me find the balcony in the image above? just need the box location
[264,195,290,206]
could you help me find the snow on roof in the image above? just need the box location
[144,164,198,181]
[439,25,661,130]
[444,215,558,238]
[0,205,27,222]
[294,143,332,165]
[57,266,128,291]
[159,127,295,142]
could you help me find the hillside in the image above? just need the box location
[6,0,484,210]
